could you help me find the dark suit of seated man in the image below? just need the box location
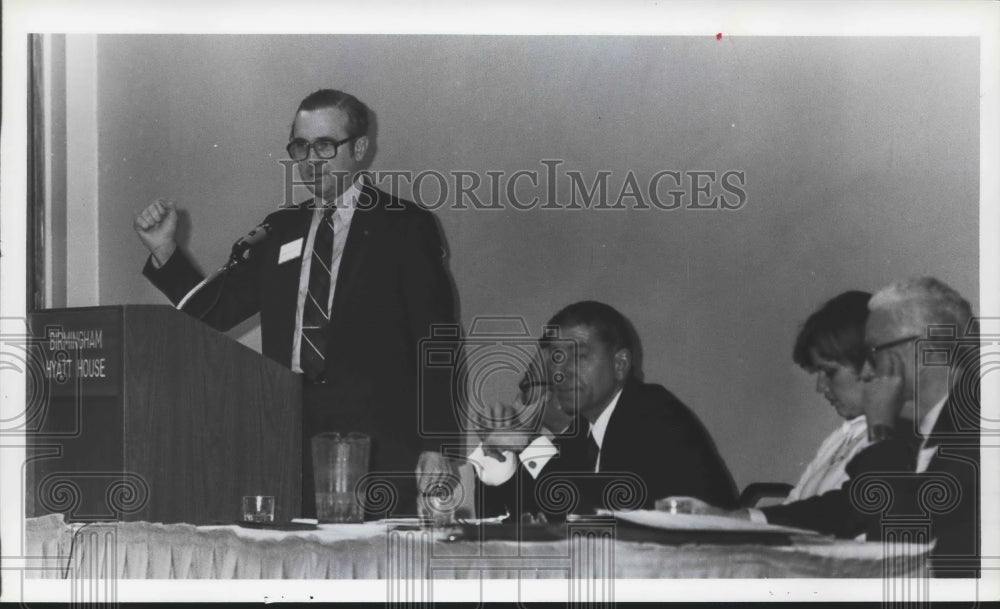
[665,277,980,578]
[468,300,739,520]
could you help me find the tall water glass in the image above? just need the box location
[311,432,371,523]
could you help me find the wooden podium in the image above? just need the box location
[26,305,301,525]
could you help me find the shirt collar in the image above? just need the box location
[842,414,868,435]
[314,179,361,217]
[589,386,625,449]
[919,394,948,438]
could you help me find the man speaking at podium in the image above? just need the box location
[133,89,459,518]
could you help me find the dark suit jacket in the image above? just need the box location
[479,378,740,519]
[762,391,980,577]
[144,182,459,514]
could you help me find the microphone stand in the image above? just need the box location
[175,242,257,317]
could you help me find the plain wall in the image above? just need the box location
[82,35,978,491]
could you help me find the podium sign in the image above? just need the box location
[26,305,302,525]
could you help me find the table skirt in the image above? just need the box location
[23,515,929,579]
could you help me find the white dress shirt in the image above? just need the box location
[916,395,948,473]
[588,388,622,472]
[469,387,625,485]
[290,182,360,373]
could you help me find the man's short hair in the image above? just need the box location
[545,301,637,356]
[296,89,370,138]
[792,290,872,372]
[869,277,973,337]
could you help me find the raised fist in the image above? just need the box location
[134,198,179,266]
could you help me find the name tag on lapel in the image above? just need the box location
[278,238,304,264]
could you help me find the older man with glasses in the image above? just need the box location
[134,89,460,520]
[669,277,980,577]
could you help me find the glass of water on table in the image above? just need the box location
[241,495,275,523]
[312,432,371,523]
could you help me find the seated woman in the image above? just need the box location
[782,290,872,503]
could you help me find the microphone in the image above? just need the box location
[177,221,272,313]
[230,222,271,261]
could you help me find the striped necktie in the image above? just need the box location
[300,207,337,382]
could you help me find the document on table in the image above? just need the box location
[599,509,821,536]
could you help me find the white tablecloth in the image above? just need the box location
[24,514,930,579]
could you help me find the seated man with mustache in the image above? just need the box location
[469,300,739,520]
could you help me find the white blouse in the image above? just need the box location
[784,415,870,503]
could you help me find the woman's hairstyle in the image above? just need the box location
[792,290,873,372]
